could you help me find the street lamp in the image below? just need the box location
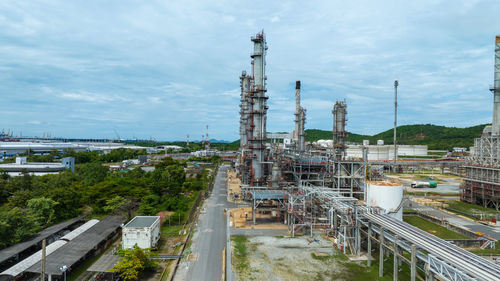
[60,265,67,281]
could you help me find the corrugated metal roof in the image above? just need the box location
[60,220,99,241]
[0,216,83,265]
[124,216,159,228]
[0,240,67,277]
[26,216,125,275]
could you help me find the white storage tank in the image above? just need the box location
[367,183,403,220]
[122,216,161,249]
[377,140,384,145]
[363,140,370,146]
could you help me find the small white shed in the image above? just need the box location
[122,216,161,249]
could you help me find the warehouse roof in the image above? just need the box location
[0,216,83,265]
[26,216,125,275]
[124,216,159,228]
[87,254,120,273]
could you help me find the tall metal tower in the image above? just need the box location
[294,81,301,143]
[393,80,398,170]
[248,31,269,186]
[240,70,251,147]
[332,100,347,160]
[491,36,500,136]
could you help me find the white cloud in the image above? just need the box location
[0,0,499,139]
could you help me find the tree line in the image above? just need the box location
[0,152,215,249]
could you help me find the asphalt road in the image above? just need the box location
[174,164,236,281]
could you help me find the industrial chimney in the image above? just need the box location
[492,36,500,136]
[294,81,301,142]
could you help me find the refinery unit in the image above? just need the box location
[235,31,500,281]
[461,36,500,211]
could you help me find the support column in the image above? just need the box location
[425,264,434,281]
[252,199,256,225]
[410,244,416,281]
[367,223,372,266]
[379,227,384,277]
[356,224,361,256]
[393,235,398,281]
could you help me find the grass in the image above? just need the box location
[231,236,249,273]
[314,251,415,281]
[446,201,500,218]
[403,216,469,240]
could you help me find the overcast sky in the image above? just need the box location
[1,0,499,141]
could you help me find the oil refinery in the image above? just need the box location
[234,31,500,281]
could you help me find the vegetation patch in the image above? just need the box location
[232,235,250,273]
[445,201,500,218]
[403,216,469,239]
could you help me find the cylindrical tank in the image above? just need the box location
[367,183,403,220]
[377,140,384,145]
[363,140,369,146]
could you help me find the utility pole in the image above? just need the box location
[393,80,398,172]
[41,239,46,281]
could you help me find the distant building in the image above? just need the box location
[453,147,467,153]
[122,216,161,249]
[0,157,74,176]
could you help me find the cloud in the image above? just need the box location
[0,0,499,140]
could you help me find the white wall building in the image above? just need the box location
[122,216,161,249]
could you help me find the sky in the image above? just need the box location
[0,0,499,141]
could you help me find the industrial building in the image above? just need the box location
[461,36,500,210]
[0,157,74,176]
[235,31,500,281]
[0,216,124,281]
[122,216,161,249]
[0,141,156,158]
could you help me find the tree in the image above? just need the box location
[103,195,130,214]
[111,246,157,280]
[27,197,58,225]
[0,207,40,248]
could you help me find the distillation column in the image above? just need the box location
[298,107,306,151]
[492,36,500,136]
[332,101,347,160]
[249,31,269,185]
[240,71,251,147]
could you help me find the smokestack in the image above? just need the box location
[492,36,500,136]
[294,80,301,141]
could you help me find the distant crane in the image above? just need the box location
[113,128,123,141]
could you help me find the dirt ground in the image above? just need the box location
[227,169,244,203]
[232,235,345,281]
[229,207,287,229]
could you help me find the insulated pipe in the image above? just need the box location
[492,36,500,136]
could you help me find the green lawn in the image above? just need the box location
[446,201,500,218]
[403,216,469,240]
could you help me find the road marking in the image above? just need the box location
[203,228,213,232]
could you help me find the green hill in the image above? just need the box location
[305,124,488,150]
